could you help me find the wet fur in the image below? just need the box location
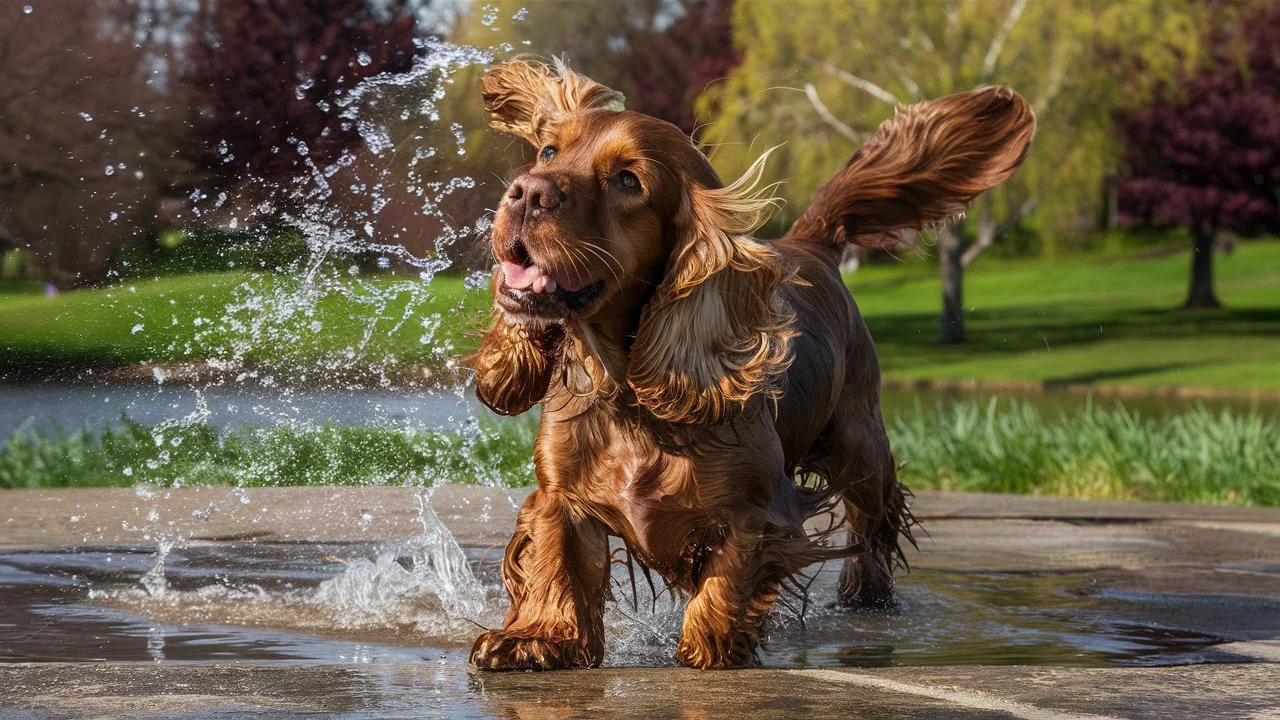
[469,59,1035,670]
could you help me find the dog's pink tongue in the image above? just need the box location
[501,261,541,289]
[500,261,559,293]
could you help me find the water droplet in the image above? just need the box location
[103,165,115,175]
[23,4,33,13]
[481,3,499,25]
[356,51,372,67]
[513,7,528,20]
[131,323,144,335]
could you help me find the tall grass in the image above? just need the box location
[3,401,1278,506]
[890,399,1280,505]
[0,417,537,490]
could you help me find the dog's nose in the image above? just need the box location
[507,175,563,212]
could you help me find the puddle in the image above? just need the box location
[1,540,1270,669]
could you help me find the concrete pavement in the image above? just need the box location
[1,486,1279,718]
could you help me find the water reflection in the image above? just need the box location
[1,544,1268,670]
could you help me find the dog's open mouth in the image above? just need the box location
[497,259,605,319]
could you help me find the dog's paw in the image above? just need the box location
[676,631,758,670]
[470,630,599,671]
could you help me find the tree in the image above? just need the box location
[185,0,419,196]
[0,0,182,285]
[626,0,738,135]
[1116,4,1280,309]
[699,0,1218,344]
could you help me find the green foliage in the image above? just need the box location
[700,0,1221,245]
[0,417,537,490]
[892,399,1280,505]
[112,228,310,279]
[6,403,1277,506]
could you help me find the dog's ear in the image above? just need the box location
[481,58,625,146]
[471,309,562,417]
[790,85,1036,245]
[627,154,794,425]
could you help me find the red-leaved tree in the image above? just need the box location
[186,0,419,196]
[626,0,738,136]
[1116,5,1280,308]
[0,0,183,285]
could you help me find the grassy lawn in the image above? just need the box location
[2,241,1278,390]
[850,241,1280,390]
[5,401,1277,506]
[0,271,490,374]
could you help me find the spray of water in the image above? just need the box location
[99,30,529,642]
[77,14,819,663]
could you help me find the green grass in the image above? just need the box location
[891,400,1280,505]
[0,272,489,374]
[2,241,1279,390]
[850,241,1280,389]
[0,416,537,490]
[5,401,1277,505]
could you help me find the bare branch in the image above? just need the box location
[1033,38,1071,115]
[914,26,937,55]
[981,0,1029,79]
[803,83,866,142]
[822,62,899,105]
[885,57,923,101]
[962,195,1038,267]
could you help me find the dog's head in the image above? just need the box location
[477,58,790,424]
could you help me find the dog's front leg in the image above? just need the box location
[471,489,609,671]
[676,524,779,669]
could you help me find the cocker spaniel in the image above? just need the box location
[469,59,1035,670]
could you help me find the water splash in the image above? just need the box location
[140,539,174,599]
[84,23,539,641]
[313,490,492,635]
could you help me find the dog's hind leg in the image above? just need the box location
[825,395,913,608]
[471,489,610,670]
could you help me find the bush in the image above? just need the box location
[113,227,310,279]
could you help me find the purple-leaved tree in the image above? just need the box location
[1116,5,1280,308]
[626,0,738,137]
[186,0,419,198]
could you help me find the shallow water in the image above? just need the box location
[0,381,476,437]
[4,381,1276,441]
[0,540,1260,670]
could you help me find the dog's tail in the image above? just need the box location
[785,86,1035,249]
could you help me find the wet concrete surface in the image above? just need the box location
[1,487,1279,718]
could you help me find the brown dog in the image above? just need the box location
[469,59,1035,670]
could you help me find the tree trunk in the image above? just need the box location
[938,219,966,345]
[1184,224,1221,309]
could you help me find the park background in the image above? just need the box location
[1,0,1278,505]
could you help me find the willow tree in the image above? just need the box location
[699,0,1217,344]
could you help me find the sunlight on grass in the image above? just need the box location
[5,401,1277,506]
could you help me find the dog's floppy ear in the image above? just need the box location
[627,154,794,425]
[789,85,1036,246]
[481,58,625,146]
[471,310,562,417]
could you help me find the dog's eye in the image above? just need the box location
[539,146,557,162]
[615,170,641,192]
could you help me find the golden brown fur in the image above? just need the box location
[468,59,1035,670]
